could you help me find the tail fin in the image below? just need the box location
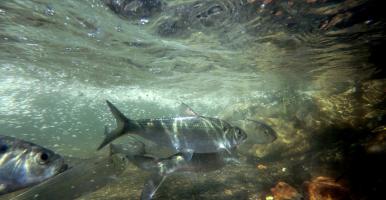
[97,100,134,150]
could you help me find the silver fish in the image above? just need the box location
[233,119,277,144]
[110,142,238,200]
[10,154,128,200]
[98,100,247,156]
[0,135,67,195]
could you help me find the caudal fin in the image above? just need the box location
[97,100,132,150]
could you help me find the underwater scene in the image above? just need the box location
[0,0,385,199]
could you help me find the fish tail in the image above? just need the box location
[97,100,139,150]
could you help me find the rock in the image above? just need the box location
[320,12,353,30]
[308,79,386,129]
[263,0,273,5]
[270,181,301,200]
[104,0,164,19]
[154,0,258,37]
[365,128,386,154]
[304,176,351,200]
[256,164,268,170]
[224,189,233,196]
[361,79,386,106]
[251,118,309,159]
[306,0,317,4]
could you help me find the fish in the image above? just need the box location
[109,142,235,173]
[0,135,67,195]
[97,100,248,157]
[108,139,146,159]
[10,154,128,200]
[233,119,277,144]
[110,142,239,200]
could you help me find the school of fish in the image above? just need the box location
[0,100,276,200]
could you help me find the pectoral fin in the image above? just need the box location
[140,174,166,200]
[180,149,194,161]
[223,147,232,155]
[224,157,241,165]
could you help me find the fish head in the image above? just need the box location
[0,136,67,194]
[229,119,277,144]
[227,126,248,147]
[249,120,277,144]
[3,143,67,188]
[18,145,67,185]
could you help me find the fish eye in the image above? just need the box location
[223,127,228,132]
[0,144,8,153]
[235,128,243,137]
[38,152,49,164]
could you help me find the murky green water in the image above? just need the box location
[1,0,385,199]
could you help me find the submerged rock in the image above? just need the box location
[248,117,309,161]
[365,128,386,154]
[270,181,301,200]
[304,176,351,200]
[103,0,328,38]
[306,79,386,130]
[154,0,259,37]
[104,0,164,19]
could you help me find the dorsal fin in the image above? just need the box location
[179,102,199,117]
